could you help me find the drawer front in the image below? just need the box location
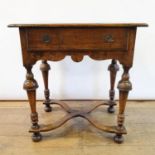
[60,28,128,51]
[26,28,128,51]
[27,28,60,50]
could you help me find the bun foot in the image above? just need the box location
[113,134,124,144]
[107,106,115,113]
[44,105,52,112]
[32,132,42,142]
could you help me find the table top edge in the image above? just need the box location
[8,23,148,28]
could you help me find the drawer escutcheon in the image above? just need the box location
[42,34,51,43]
[103,34,114,43]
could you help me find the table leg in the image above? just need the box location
[107,59,119,113]
[114,65,132,143]
[23,65,42,142]
[40,60,52,112]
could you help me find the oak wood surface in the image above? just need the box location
[27,28,128,51]
[8,23,148,143]
[18,26,138,67]
[8,23,148,28]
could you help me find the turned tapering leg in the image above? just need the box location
[114,66,132,143]
[40,60,52,112]
[23,66,42,142]
[107,59,119,113]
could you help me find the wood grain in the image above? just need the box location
[8,23,148,28]
[8,23,148,143]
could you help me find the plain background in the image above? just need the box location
[0,0,154,100]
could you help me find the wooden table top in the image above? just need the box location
[8,23,148,28]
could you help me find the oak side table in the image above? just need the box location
[8,23,148,143]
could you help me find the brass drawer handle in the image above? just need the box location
[103,34,114,43]
[42,35,51,43]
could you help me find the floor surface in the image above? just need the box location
[0,101,155,155]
